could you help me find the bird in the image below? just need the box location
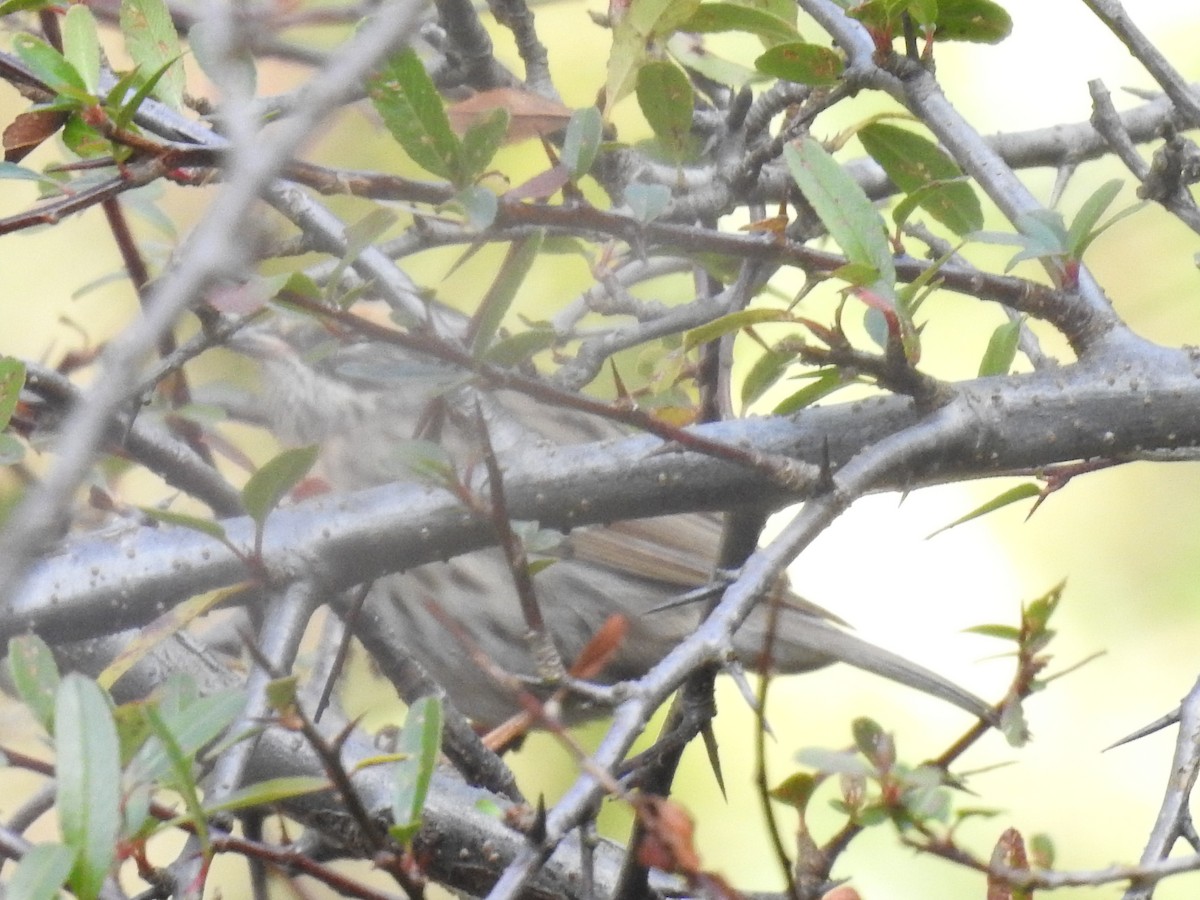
[230,315,993,727]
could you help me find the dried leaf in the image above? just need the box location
[446,88,573,143]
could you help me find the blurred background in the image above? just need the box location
[2,1,1200,897]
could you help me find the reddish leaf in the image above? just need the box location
[446,88,573,143]
[568,614,628,679]
[4,109,68,162]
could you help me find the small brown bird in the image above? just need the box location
[233,321,991,726]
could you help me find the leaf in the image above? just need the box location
[1065,179,1144,260]
[13,34,88,98]
[199,776,331,816]
[1065,179,1121,256]
[142,704,210,851]
[754,41,844,86]
[977,318,1021,376]
[120,0,186,110]
[784,138,894,292]
[459,108,510,178]
[926,483,1041,538]
[859,122,982,235]
[109,57,180,133]
[741,347,793,407]
[63,4,101,95]
[7,634,59,733]
[0,356,26,430]
[368,49,465,184]
[8,843,76,900]
[482,327,559,366]
[447,88,571,144]
[680,3,800,47]
[137,506,229,542]
[795,746,873,777]
[471,230,545,357]
[0,122,67,168]
[667,33,761,89]
[605,0,702,113]
[624,182,672,222]
[636,61,694,159]
[768,772,816,810]
[773,368,847,413]
[562,106,603,178]
[458,184,499,229]
[683,308,795,351]
[242,445,320,525]
[98,584,252,690]
[934,0,1012,43]
[0,0,56,13]
[55,674,120,900]
[964,623,1022,642]
[851,717,889,766]
[390,696,443,845]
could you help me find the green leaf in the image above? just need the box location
[0,356,26,430]
[120,0,186,110]
[55,674,120,900]
[471,231,545,357]
[7,634,59,733]
[0,0,55,14]
[242,445,320,525]
[680,3,800,47]
[482,328,559,366]
[129,688,246,784]
[683,308,795,351]
[784,138,894,292]
[138,506,229,542]
[8,843,76,900]
[1065,180,1144,260]
[926,482,1041,538]
[754,41,844,86]
[977,318,1021,376]
[628,0,703,39]
[934,0,1012,43]
[63,4,102,95]
[741,347,794,407]
[562,106,603,178]
[859,122,982,234]
[390,696,443,845]
[1065,179,1122,256]
[13,34,88,98]
[0,162,62,188]
[199,776,331,816]
[768,772,816,810]
[368,49,465,184]
[62,116,108,158]
[636,60,694,159]
[964,623,1022,641]
[142,704,210,850]
[851,717,888,763]
[773,368,847,413]
[460,108,509,181]
[667,33,761,89]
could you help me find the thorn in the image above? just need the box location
[1105,707,1181,751]
[700,723,727,800]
